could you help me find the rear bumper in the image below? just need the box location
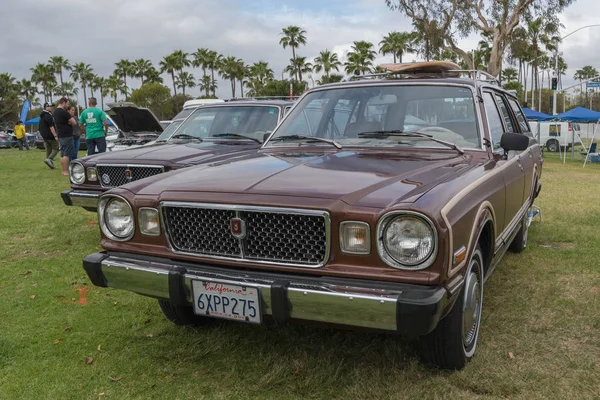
[83,252,456,336]
[61,190,101,211]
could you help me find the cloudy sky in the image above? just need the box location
[2,0,599,103]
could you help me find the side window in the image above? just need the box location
[507,98,531,133]
[482,92,505,150]
[494,94,516,133]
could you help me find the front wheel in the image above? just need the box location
[419,247,484,370]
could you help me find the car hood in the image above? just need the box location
[126,149,477,208]
[82,141,261,166]
[105,102,163,133]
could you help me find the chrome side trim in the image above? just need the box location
[159,202,331,269]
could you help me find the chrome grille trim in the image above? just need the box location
[159,202,331,268]
[96,164,165,188]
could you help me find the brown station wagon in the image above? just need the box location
[82,63,543,370]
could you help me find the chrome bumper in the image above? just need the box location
[83,252,452,335]
[61,190,101,211]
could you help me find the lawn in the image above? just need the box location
[0,148,599,400]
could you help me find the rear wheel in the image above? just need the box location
[158,300,213,326]
[546,140,559,152]
[419,246,484,370]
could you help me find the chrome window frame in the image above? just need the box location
[262,81,487,152]
[159,202,331,268]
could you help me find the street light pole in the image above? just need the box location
[553,24,600,115]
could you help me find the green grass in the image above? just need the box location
[1,148,600,400]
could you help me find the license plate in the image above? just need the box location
[192,280,262,324]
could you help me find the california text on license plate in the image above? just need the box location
[192,280,262,324]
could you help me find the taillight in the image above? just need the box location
[0,135,6,139]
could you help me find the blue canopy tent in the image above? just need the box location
[550,107,600,167]
[24,117,39,125]
[522,108,553,121]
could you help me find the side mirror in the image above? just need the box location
[263,131,272,143]
[500,133,529,152]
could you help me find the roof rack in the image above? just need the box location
[226,96,299,102]
[345,63,501,87]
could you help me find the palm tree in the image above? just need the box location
[30,63,54,103]
[249,61,274,85]
[279,26,307,81]
[160,54,179,96]
[133,59,153,86]
[60,82,78,98]
[192,48,211,96]
[574,66,599,104]
[71,62,94,105]
[114,59,135,100]
[237,61,249,98]
[318,73,344,85]
[198,76,212,97]
[220,56,244,98]
[175,72,195,97]
[145,67,163,84]
[345,41,376,75]
[502,68,518,83]
[92,76,107,109]
[285,56,313,84]
[48,56,71,88]
[106,75,125,103]
[313,50,342,80]
[171,50,191,75]
[17,79,37,109]
[379,32,415,63]
[206,50,223,97]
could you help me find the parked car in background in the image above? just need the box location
[0,131,14,148]
[103,102,165,151]
[82,62,543,370]
[62,100,293,212]
[536,121,583,152]
[159,99,225,126]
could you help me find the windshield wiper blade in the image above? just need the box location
[211,133,262,144]
[171,134,202,142]
[357,130,463,154]
[269,134,342,149]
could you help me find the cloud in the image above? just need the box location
[1,0,598,102]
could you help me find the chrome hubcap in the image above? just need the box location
[462,268,481,348]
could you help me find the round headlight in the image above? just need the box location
[70,162,85,184]
[100,196,134,240]
[378,214,436,269]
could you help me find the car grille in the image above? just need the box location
[162,204,330,267]
[97,165,164,187]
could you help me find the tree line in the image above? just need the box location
[2,0,599,122]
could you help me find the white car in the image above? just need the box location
[104,102,165,151]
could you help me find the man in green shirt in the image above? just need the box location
[79,97,109,155]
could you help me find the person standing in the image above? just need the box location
[14,120,30,150]
[68,106,81,160]
[39,102,59,169]
[53,97,77,176]
[79,97,108,155]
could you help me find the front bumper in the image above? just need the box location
[83,252,455,336]
[61,190,101,211]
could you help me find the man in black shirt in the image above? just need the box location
[53,97,77,176]
[39,102,59,169]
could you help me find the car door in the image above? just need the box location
[507,96,537,203]
[482,91,525,231]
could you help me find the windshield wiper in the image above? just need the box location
[268,134,342,149]
[170,134,202,142]
[211,133,262,144]
[357,130,463,154]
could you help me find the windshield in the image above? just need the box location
[265,85,481,149]
[159,105,281,142]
